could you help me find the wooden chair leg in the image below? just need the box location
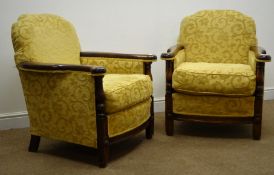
[28,135,40,152]
[146,97,154,139]
[165,114,174,136]
[253,119,262,140]
[98,140,109,168]
[146,117,154,139]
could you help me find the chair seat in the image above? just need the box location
[172,62,256,96]
[103,74,152,114]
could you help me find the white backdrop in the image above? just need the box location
[0,0,274,115]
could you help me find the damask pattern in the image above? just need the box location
[172,62,256,96]
[81,57,144,74]
[178,10,257,64]
[248,50,256,73]
[174,49,186,69]
[173,93,254,117]
[108,99,151,137]
[19,70,98,148]
[12,14,81,65]
[103,74,152,114]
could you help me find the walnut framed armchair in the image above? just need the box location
[161,10,271,139]
[11,14,156,167]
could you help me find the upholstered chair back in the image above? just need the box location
[12,14,81,65]
[178,10,257,64]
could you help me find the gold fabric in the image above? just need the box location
[12,14,153,150]
[108,99,151,137]
[104,74,152,114]
[12,14,81,65]
[172,62,256,96]
[173,93,254,117]
[178,10,257,64]
[80,57,144,74]
[174,49,186,69]
[19,70,97,147]
[248,50,256,73]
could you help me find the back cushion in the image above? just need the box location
[12,14,81,65]
[178,10,257,64]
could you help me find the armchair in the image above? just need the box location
[11,14,156,167]
[161,10,271,139]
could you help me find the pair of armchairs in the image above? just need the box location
[11,10,271,167]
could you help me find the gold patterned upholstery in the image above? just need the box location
[19,70,98,147]
[81,57,144,74]
[162,10,271,139]
[103,74,152,114]
[173,93,254,117]
[12,14,155,167]
[178,10,257,64]
[12,14,81,65]
[173,62,256,96]
[108,99,151,137]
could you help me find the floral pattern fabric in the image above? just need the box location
[19,70,98,147]
[12,14,81,65]
[172,62,256,96]
[173,93,254,117]
[103,74,152,114]
[178,10,257,64]
[81,57,144,74]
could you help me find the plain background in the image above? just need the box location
[0,0,273,115]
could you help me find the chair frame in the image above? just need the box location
[23,51,156,168]
[161,44,271,140]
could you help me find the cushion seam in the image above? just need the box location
[174,70,255,77]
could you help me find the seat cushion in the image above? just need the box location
[172,62,256,96]
[103,74,152,114]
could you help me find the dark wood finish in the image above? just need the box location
[250,46,271,61]
[258,54,271,61]
[92,55,155,167]
[163,44,271,139]
[143,63,154,138]
[80,51,157,61]
[19,62,106,74]
[144,62,153,80]
[253,61,265,140]
[165,60,174,136]
[94,75,109,168]
[172,114,253,124]
[28,135,40,152]
[161,44,184,59]
[146,96,154,139]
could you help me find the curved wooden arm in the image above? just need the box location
[258,54,271,62]
[250,46,271,62]
[18,62,106,74]
[80,52,157,61]
[161,44,184,59]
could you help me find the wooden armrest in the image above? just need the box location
[258,54,271,62]
[161,44,184,59]
[80,51,157,61]
[250,46,271,62]
[18,62,106,74]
